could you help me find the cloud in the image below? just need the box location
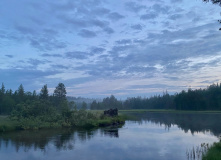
[128,84,174,89]
[41,53,63,58]
[125,2,146,13]
[200,80,219,84]
[0,68,59,91]
[140,12,158,20]
[92,7,110,15]
[171,0,183,3]
[90,19,109,28]
[60,16,88,28]
[49,0,104,13]
[0,30,22,42]
[50,64,69,70]
[107,12,125,21]
[15,25,37,35]
[64,47,105,60]
[140,4,171,20]
[109,45,135,55]
[5,55,14,58]
[115,39,132,45]
[1,0,221,98]
[65,51,88,59]
[169,14,183,20]
[131,24,143,30]
[14,24,66,51]
[164,76,180,81]
[27,58,50,68]
[57,16,114,35]
[78,29,97,38]
[29,37,67,51]
[45,71,89,81]
[103,27,114,34]
[51,2,115,35]
[125,65,157,77]
[152,4,171,14]
[97,22,221,81]
[90,47,105,55]
[89,19,114,34]
[133,39,145,44]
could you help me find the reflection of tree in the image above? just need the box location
[53,129,75,150]
[128,112,221,137]
[101,128,119,138]
[0,127,120,152]
[0,129,73,152]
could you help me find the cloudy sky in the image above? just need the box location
[0,0,221,98]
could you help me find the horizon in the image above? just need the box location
[1,81,219,101]
[1,0,221,99]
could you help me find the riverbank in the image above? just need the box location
[0,116,18,132]
[0,112,125,132]
[119,109,221,114]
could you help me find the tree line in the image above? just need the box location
[91,83,221,111]
[0,83,124,130]
[0,83,69,115]
[1,82,221,113]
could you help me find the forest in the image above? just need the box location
[0,83,124,131]
[0,83,69,115]
[91,83,221,111]
[1,82,221,116]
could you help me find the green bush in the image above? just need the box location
[203,141,221,160]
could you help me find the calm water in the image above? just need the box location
[0,112,221,160]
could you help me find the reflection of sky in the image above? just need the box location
[0,121,218,160]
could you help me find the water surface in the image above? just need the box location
[0,112,220,160]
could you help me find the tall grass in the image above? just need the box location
[186,143,209,160]
[202,141,221,160]
[0,116,18,132]
[186,141,221,160]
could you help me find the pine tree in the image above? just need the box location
[0,83,5,95]
[54,83,67,100]
[40,85,49,100]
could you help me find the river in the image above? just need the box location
[0,112,220,160]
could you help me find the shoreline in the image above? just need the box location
[118,109,221,114]
[1,109,221,132]
[0,115,125,133]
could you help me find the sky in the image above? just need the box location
[0,0,221,99]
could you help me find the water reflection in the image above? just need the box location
[103,128,119,138]
[0,127,120,152]
[0,113,220,160]
[126,112,221,137]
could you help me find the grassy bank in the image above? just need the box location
[0,111,125,132]
[0,116,18,132]
[203,141,221,160]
